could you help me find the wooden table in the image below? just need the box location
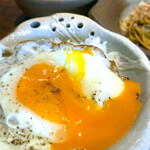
[0,0,29,40]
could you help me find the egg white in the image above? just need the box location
[0,41,124,149]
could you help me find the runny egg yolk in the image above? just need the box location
[16,50,141,150]
[65,48,94,79]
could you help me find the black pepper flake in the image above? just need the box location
[60,68,65,73]
[29,146,34,150]
[45,82,51,86]
[26,140,30,144]
[136,92,139,99]
[98,98,101,102]
[37,136,42,139]
[51,86,61,94]
[91,93,96,100]
[11,139,24,145]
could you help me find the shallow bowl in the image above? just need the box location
[0,13,150,150]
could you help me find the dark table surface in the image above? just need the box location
[0,0,93,40]
[0,0,30,40]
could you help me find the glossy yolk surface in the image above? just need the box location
[16,51,141,150]
[65,48,93,80]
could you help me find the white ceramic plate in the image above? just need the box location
[0,13,150,150]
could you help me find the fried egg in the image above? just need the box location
[0,40,141,150]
